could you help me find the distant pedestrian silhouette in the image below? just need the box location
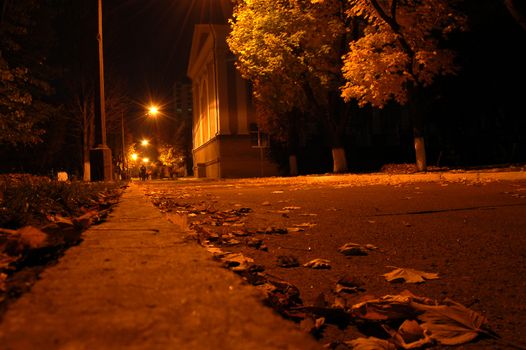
[139,165,147,181]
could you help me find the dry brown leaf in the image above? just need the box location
[17,226,48,249]
[300,316,325,334]
[0,272,7,292]
[72,210,97,229]
[0,253,18,270]
[412,298,489,345]
[277,255,300,268]
[383,267,439,283]
[49,215,74,227]
[205,247,224,255]
[345,337,397,350]
[351,294,419,321]
[338,242,375,256]
[333,296,347,309]
[293,222,317,228]
[335,276,364,294]
[384,320,433,349]
[303,258,331,269]
[220,252,254,272]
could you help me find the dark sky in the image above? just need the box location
[103,0,231,105]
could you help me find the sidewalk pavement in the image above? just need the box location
[0,183,321,350]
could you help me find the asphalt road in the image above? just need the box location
[140,175,526,348]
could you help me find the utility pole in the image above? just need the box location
[90,0,112,181]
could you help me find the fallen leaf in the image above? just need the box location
[49,215,74,227]
[222,238,241,246]
[0,253,18,270]
[333,296,347,309]
[345,337,396,350]
[261,201,271,206]
[277,255,300,268]
[293,223,317,228]
[383,267,439,284]
[335,276,364,294]
[293,305,350,326]
[338,242,370,256]
[219,252,254,272]
[246,238,267,251]
[0,272,7,292]
[282,206,301,210]
[260,278,303,318]
[17,226,48,250]
[72,210,98,229]
[300,316,325,334]
[351,294,420,321]
[398,319,426,344]
[412,298,489,346]
[257,227,288,234]
[271,190,284,194]
[384,320,433,349]
[303,258,331,269]
[205,247,224,255]
[231,230,250,237]
[286,227,304,233]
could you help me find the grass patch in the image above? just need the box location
[0,174,125,230]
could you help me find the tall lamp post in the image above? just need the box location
[90,0,112,181]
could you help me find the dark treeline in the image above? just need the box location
[0,0,130,178]
[266,0,526,175]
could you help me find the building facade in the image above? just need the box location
[187,24,279,178]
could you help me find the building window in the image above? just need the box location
[249,123,269,148]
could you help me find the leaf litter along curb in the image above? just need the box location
[143,186,522,350]
[0,175,126,312]
[383,267,440,284]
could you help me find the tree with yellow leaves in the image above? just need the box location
[229,0,466,173]
[228,0,353,173]
[341,0,466,171]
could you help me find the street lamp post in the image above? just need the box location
[90,0,112,181]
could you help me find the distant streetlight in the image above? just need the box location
[131,153,138,161]
[141,139,150,147]
[148,105,159,117]
[142,157,150,164]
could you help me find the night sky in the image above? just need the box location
[102,0,231,106]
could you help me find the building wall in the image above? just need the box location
[188,24,279,178]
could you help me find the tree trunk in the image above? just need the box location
[288,154,298,176]
[413,132,427,172]
[287,110,301,176]
[83,161,91,181]
[409,88,427,172]
[82,105,90,181]
[332,147,348,173]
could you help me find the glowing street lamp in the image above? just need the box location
[142,157,150,164]
[147,105,159,117]
[131,153,138,161]
[141,139,150,147]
